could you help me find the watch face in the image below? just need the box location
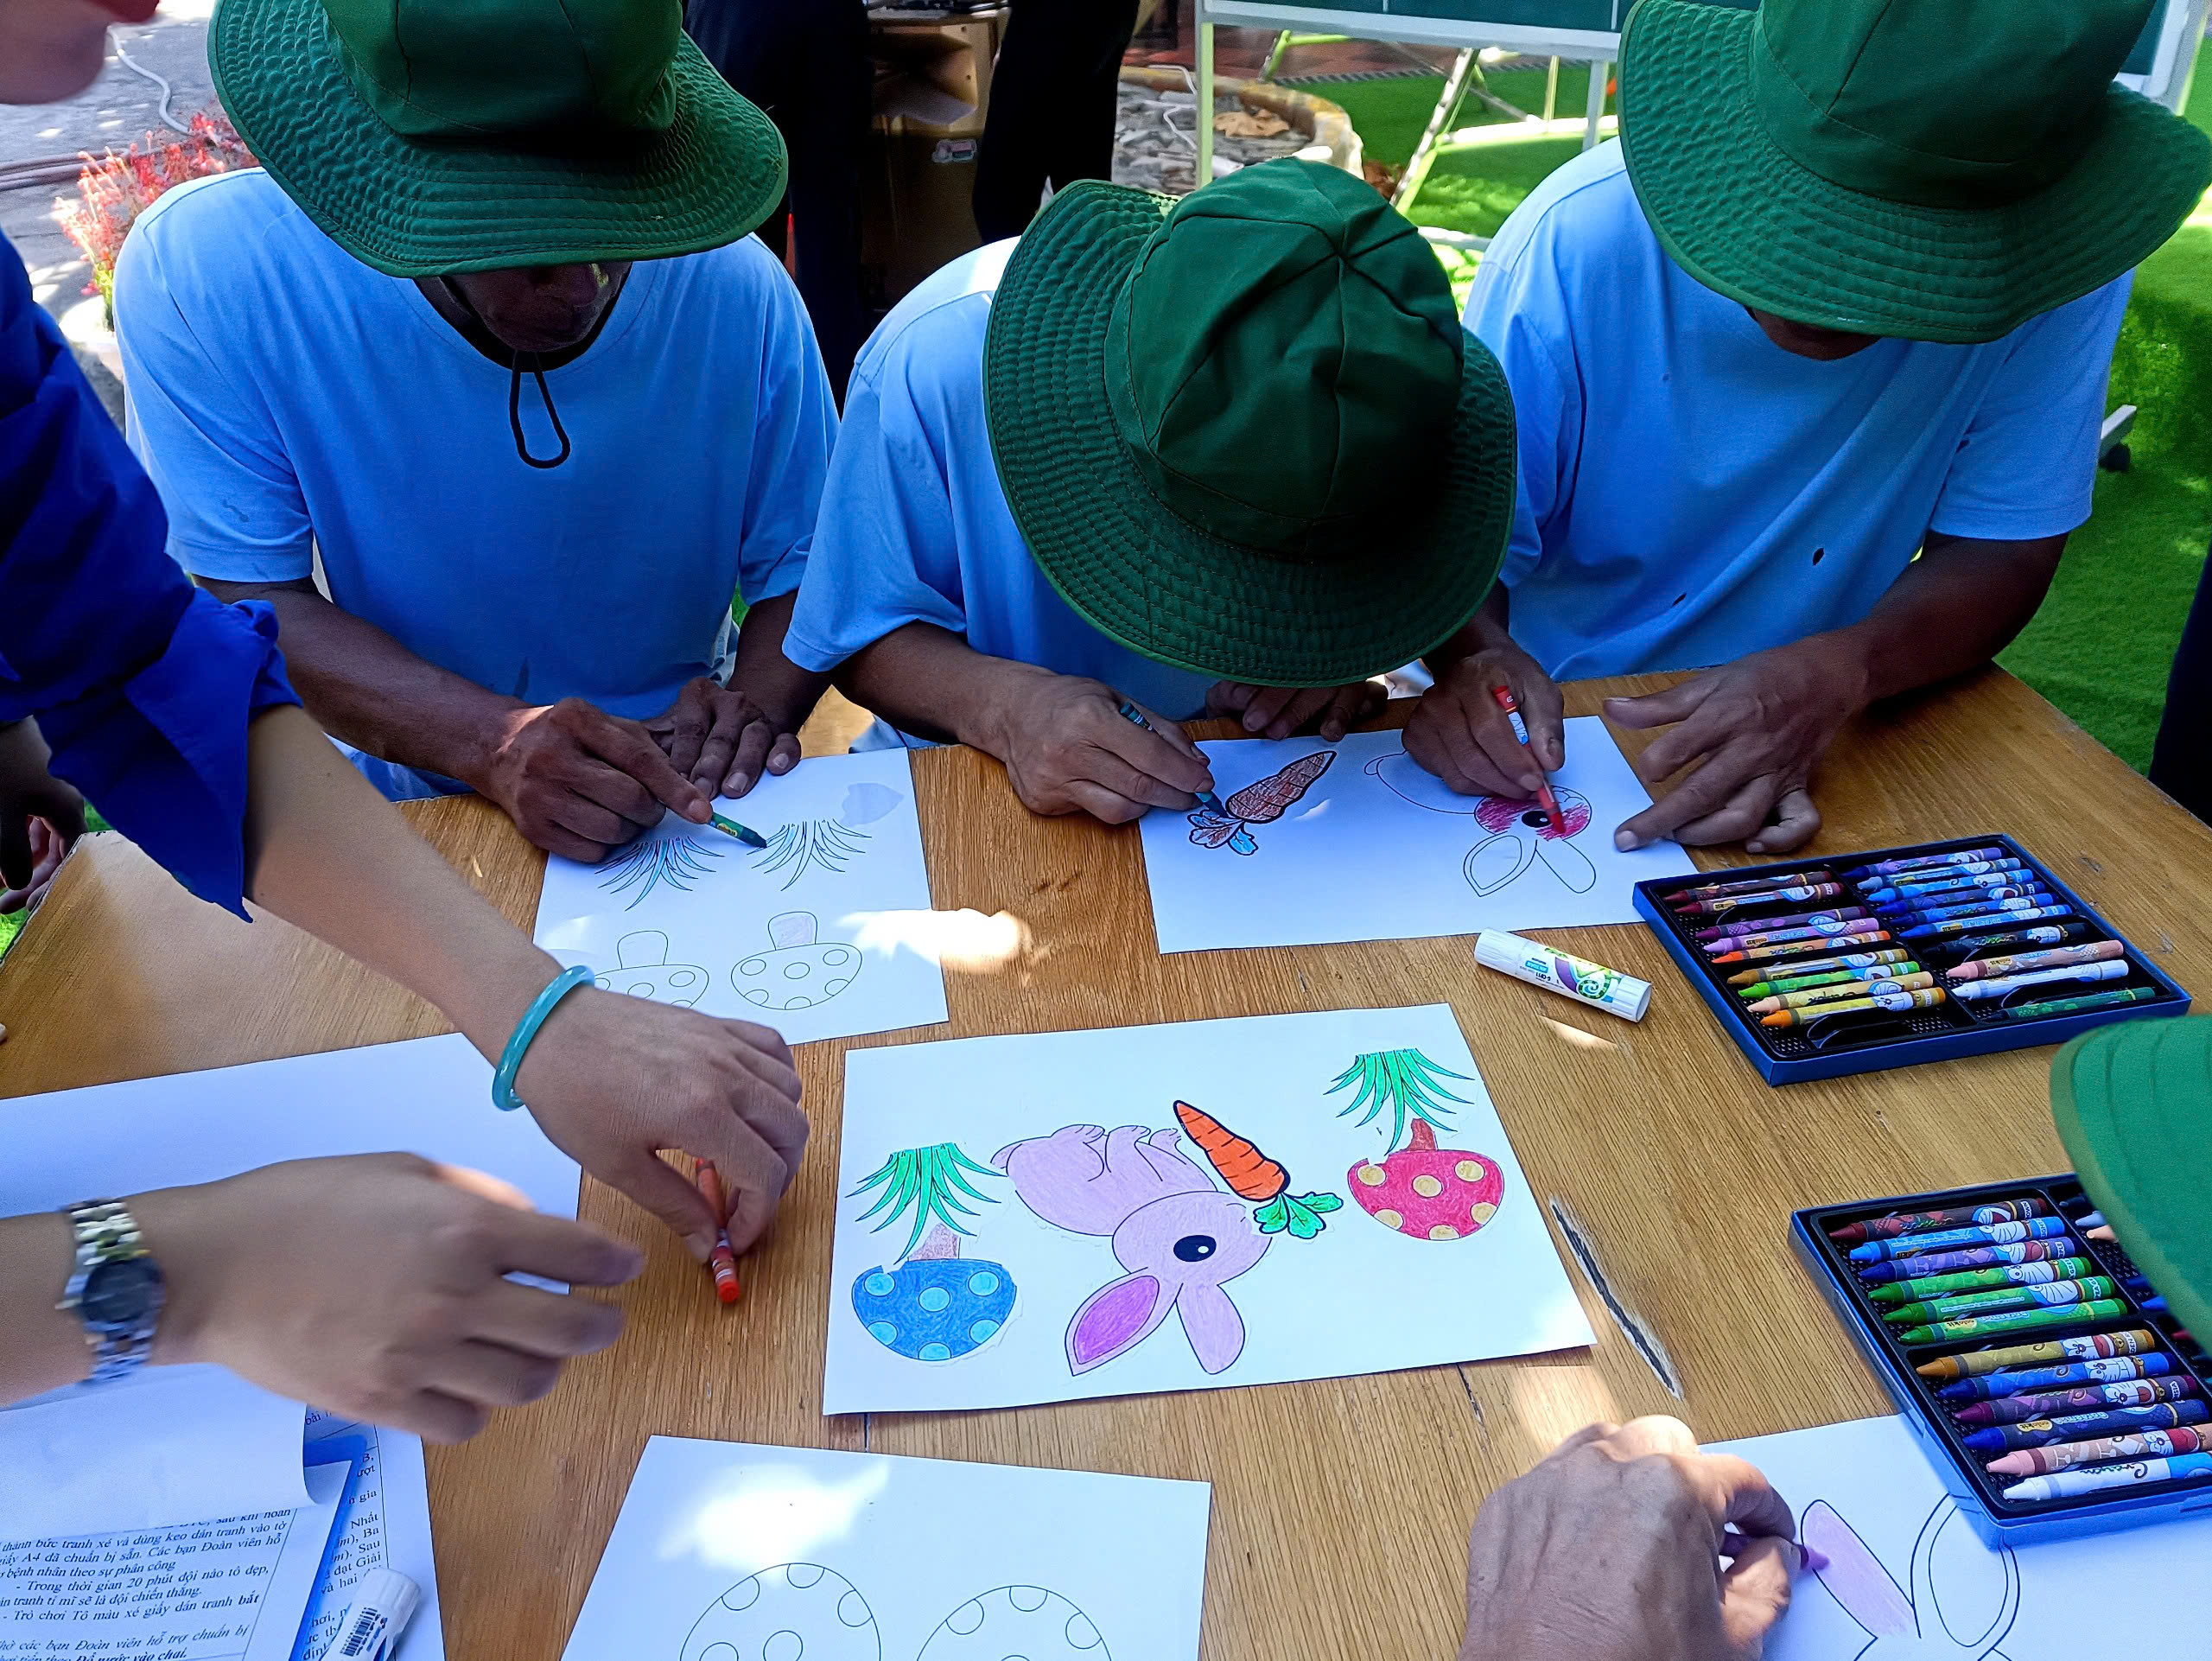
[81,1256,164,1332]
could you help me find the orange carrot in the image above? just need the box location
[1173,1100,1287,1201]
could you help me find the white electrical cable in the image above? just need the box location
[111,38,189,134]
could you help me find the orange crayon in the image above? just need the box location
[696,1160,742,1305]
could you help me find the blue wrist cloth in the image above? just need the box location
[493,965,594,1111]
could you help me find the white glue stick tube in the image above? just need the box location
[1475,930,1652,1022]
[327,1569,421,1661]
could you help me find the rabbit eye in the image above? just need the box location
[1173,1235,1217,1263]
[1521,811,1549,829]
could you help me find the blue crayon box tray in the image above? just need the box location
[1793,1175,2212,1546]
[1632,834,2190,1085]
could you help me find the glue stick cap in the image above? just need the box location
[333,1569,420,1659]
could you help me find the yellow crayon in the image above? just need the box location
[1747,972,1936,1015]
[1759,988,1947,1028]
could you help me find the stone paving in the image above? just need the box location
[1110,80,1311,197]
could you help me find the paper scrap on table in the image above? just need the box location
[534,748,948,1046]
[561,1435,1211,1661]
[823,1002,1592,1415]
[1707,1414,2212,1660]
[0,1034,577,1541]
[0,1456,345,1661]
[1137,721,1697,953]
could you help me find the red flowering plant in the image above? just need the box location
[55,110,253,328]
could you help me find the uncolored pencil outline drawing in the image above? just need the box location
[593,930,711,1008]
[681,1565,1110,1661]
[598,825,724,909]
[848,1142,1018,1363]
[1465,789,1597,896]
[730,912,862,1011]
[1186,749,1336,855]
[1325,1051,1503,1241]
[1801,1497,2018,1661]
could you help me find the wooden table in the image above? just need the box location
[5,667,2207,1661]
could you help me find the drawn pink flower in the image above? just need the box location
[1472,787,1592,840]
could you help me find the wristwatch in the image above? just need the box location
[56,1200,166,1384]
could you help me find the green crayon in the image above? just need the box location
[1726,949,1911,988]
[1735,961,1924,1000]
[1866,1257,2093,1304]
[1881,1276,2114,1327]
[1997,987,2158,1021]
[1749,973,1936,1015]
[1894,1297,2128,1345]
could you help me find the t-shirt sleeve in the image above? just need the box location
[782,315,976,674]
[1462,239,1580,593]
[734,258,839,606]
[1927,274,2133,543]
[113,207,315,582]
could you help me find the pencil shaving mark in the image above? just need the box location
[1547,1196,1680,1397]
[597,824,724,908]
[730,912,861,1011]
[1803,1498,2018,1661]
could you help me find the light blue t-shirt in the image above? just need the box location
[784,241,1217,730]
[1462,143,2129,681]
[116,169,836,747]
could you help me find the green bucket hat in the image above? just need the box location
[2050,1016,2212,1346]
[1618,0,2212,345]
[209,0,787,277]
[982,160,1516,689]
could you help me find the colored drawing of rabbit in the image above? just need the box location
[994,1108,1338,1377]
[1801,1498,2018,1661]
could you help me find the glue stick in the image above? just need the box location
[1475,930,1651,1022]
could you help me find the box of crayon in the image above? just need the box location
[1632,834,2190,1084]
[1792,1177,2212,1545]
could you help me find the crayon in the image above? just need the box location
[1704,919,1888,954]
[1999,989,2158,1021]
[1881,1276,2116,1327]
[1831,1200,2050,1244]
[1858,1238,2082,1282]
[1940,923,2086,955]
[1893,1297,2129,1345]
[1873,882,2050,916]
[1902,907,2076,940]
[1847,1217,2073,1262]
[1707,931,1897,964]
[1760,988,1947,1028]
[1936,1353,2177,1401]
[1697,907,1872,941]
[1952,1377,2199,1425]
[1986,1425,2212,1478]
[1665,870,1835,903]
[1962,1400,2209,1452]
[1675,883,1847,917]
[1736,962,1924,1000]
[694,1161,742,1305]
[1841,846,2009,879]
[1748,974,1936,1015]
[1865,1257,2090,1301]
[1729,949,1914,989]
[1951,962,2133,1002]
[705,812,768,850]
[1881,892,2058,925]
[1947,941,2126,981]
[1916,1328,2161,1380]
[1860,861,2029,901]
[2071,1209,2107,1230]
[2000,1451,2212,1503]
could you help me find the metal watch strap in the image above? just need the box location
[59,1199,159,1384]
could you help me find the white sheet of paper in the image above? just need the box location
[299,1415,443,1661]
[0,1456,345,1661]
[1137,722,1698,952]
[534,749,948,1046]
[0,1034,579,1540]
[561,1436,1211,1661]
[1708,1415,2212,1659]
[823,1003,1591,1415]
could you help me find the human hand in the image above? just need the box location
[644,676,804,799]
[1404,640,1566,797]
[985,670,1215,824]
[1459,1417,1802,1661]
[478,698,712,862]
[1606,638,1868,854]
[137,1155,643,1443]
[0,719,86,913]
[1206,678,1387,742]
[513,986,808,1260]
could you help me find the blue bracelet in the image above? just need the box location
[493,965,594,1111]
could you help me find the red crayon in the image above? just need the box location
[1697,906,1872,941]
[696,1160,742,1305]
[1491,686,1566,836]
[1664,870,1835,904]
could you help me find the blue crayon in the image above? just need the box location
[1903,906,2076,940]
[1866,873,2032,905]
[2000,1451,2212,1503]
[1862,860,2029,898]
[1882,892,2057,925]
[1936,1352,2177,1400]
[1841,846,2009,880]
[1857,1238,2082,1282]
[1961,1400,2209,1452]
[1848,1216,2072,1262]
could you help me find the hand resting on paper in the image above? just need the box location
[0,718,86,914]
[136,1155,643,1442]
[1457,1417,1802,1661]
[1205,678,1389,743]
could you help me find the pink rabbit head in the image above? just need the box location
[1802,1498,2018,1661]
[1472,786,1592,841]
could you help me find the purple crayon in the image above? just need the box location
[1703,919,1888,955]
[1902,906,2075,940]
[1952,1376,2200,1426]
[1847,1215,2072,1262]
[1936,1352,2177,1401]
[1857,1238,2082,1282]
[1697,907,1872,941]
[1676,883,1849,918]
[1665,870,1837,904]
[1960,1399,2209,1452]
[1841,846,2009,880]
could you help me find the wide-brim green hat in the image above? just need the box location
[2050,1016,2212,1345]
[209,0,787,277]
[982,173,1516,690]
[1618,0,2212,345]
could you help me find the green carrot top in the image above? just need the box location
[849,1142,1003,1262]
[1325,1049,1472,1149]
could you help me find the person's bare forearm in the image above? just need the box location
[200,579,521,788]
[0,1211,92,1401]
[836,622,1039,754]
[1821,531,2067,705]
[730,591,832,729]
[1423,586,1514,672]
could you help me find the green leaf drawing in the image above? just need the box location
[1325,1048,1472,1150]
[848,1142,1002,1261]
[1255,1190,1344,1239]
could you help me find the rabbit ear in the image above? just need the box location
[1065,1273,1174,1373]
[1465,833,1535,894]
[1913,1501,2019,1657]
[1175,1281,1248,1374]
[1802,1501,1916,1640]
